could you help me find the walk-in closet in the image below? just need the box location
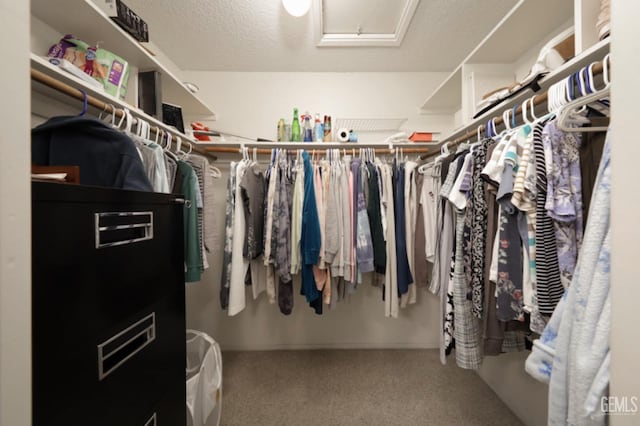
[1,0,639,425]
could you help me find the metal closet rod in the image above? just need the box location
[30,68,217,160]
[442,58,607,149]
[205,146,431,156]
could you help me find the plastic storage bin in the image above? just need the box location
[186,330,222,426]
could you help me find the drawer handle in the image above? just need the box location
[144,412,157,426]
[94,211,154,249]
[97,313,156,380]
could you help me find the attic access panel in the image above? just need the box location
[315,0,419,47]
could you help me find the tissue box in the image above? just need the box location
[48,35,130,100]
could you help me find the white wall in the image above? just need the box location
[0,0,31,425]
[478,353,549,426]
[180,71,452,350]
[183,71,454,141]
[610,0,640,424]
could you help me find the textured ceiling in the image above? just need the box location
[126,0,519,72]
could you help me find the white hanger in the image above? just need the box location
[489,117,498,137]
[433,141,450,165]
[502,111,511,132]
[209,165,222,179]
[521,99,533,125]
[176,136,182,155]
[602,54,611,88]
[528,96,538,122]
[557,85,610,133]
[116,108,134,133]
[99,103,117,126]
[115,108,127,129]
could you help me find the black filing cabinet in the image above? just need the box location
[32,182,186,426]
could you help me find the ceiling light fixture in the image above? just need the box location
[282,0,311,17]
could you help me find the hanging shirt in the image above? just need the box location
[290,162,305,275]
[324,160,341,273]
[164,153,178,191]
[275,159,294,313]
[263,161,278,266]
[187,158,208,272]
[354,159,375,273]
[468,140,490,318]
[394,162,413,297]
[533,125,564,318]
[381,163,399,318]
[403,161,418,305]
[240,163,266,259]
[495,142,526,322]
[420,164,438,263]
[367,163,386,275]
[543,120,584,289]
[228,161,250,316]
[300,151,322,314]
[178,161,202,283]
[340,160,353,280]
[220,163,237,309]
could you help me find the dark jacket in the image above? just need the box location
[32,116,152,191]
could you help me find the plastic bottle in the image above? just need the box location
[291,108,301,142]
[323,116,332,142]
[314,114,324,142]
[303,111,313,142]
[277,118,285,142]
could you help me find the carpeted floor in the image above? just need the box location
[220,349,523,426]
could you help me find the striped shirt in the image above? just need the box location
[533,122,564,315]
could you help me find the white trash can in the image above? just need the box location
[186,330,222,426]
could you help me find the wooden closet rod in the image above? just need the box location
[30,68,217,160]
[204,146,431,156]
[442,58,607,149]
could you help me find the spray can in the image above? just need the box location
[277,118,285,142]
[323,116,332,142]
[314,113,324,142]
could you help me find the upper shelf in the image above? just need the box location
[30,0,216,119]
[466,0,573,64]
[421,68,462,113]
[421,0,574,111]
[31,53,199,145]
[440,37,610,143]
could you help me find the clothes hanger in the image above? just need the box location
[115,108,127,129]
[433,141,450,165]
[78,90,88,116]
[557,86,610,133]
[528,96,539,123]
[602,54,611,88]
[502,110,512,133]
[160,128,178,161]
[98,103,110,122]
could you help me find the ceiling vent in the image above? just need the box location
[314,0,420,47]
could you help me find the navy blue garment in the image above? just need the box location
[300,151,322,311]
[393,162,413,296]
[32,116,152,191]
[367,163,386,274]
